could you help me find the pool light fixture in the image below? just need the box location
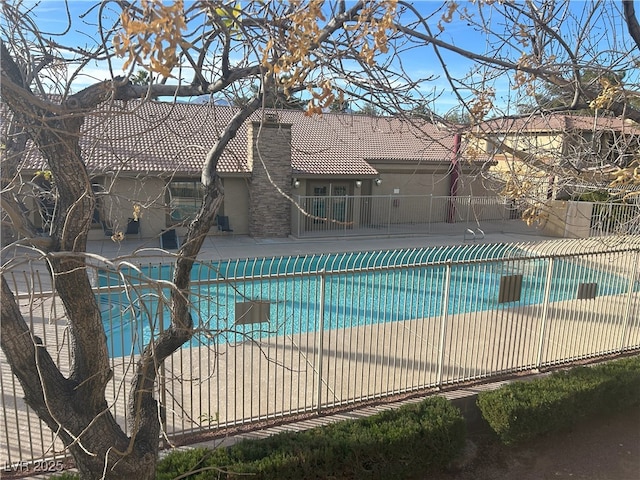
[374,178,382,186]
[355,180,362,188]
[292,178,301,188]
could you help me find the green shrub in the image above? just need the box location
[156,447,233,480]
[572,190,611,202]
[477,355,640,445]
[156,395,466,479]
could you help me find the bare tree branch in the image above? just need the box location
[623,0,640,51]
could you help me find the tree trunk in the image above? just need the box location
[0,41,161,479]
[1,37,260,479]
[1,276,157,479]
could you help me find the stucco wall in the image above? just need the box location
[455,171,492,197]
[476,132,563,156]
[367,163,493,224]
[221,177,250,234]
[542,200,592,238]
[88,175,252,240]
[90,176,166,240]
[366,175,442,225]
[287,164,495,231]
[374,171,450,197]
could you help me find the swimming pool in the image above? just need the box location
[97,243,634,357]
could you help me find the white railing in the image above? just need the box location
[1,238,640,467]
[293,195,515,237]
[589,202,640,237]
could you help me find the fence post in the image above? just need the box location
[344,196,349,236]
[436,263,452,387]
[387,195,392,234]
[297,195,301,237]
[502,197,507,225]
[620,250,639,352]
[316,269,326,413]
[428,194,433,233]
[158,285,168,441]
[535,258,555,370]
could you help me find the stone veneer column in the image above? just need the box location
[247,120,293,237]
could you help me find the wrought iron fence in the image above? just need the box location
[293,195,515,237]
[589,202,640,236]
[2,238,640,467]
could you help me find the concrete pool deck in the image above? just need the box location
[86,219,556,262]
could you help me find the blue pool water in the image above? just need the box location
[97,245,634,357]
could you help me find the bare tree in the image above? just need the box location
[394,0,640,202]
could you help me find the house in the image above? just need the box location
[467,113,640,201]
[462,113,640,238]
[17,101,494,240]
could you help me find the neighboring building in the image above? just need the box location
[467,114,640,200]
[17,101,493,239]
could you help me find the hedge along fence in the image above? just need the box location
[477,355,640,445]
[157,396,466,480]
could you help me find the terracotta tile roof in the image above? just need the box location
[18,101,458,176]
[475,114,640,135]
[282,110,455,175]
[80,102,249,175]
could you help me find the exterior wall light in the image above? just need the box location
[355,180,362,188]
[292,178,301,188]
[374,178,382,186]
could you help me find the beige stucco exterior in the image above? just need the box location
[220,177,250,235]
[105,176,165,237]
[287,158,494,234]
[468,131,561,200]
[86,175,251,241]
[542,200,593,238]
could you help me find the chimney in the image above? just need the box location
[247,120,293,237]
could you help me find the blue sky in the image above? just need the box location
[10,1,638,115]
[11,1,485,112]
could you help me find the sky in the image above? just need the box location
[7,1,639,116]
[7,1,489,113]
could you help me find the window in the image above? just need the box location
[167,179,204,224]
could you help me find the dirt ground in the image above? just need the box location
[430,406,640,480]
